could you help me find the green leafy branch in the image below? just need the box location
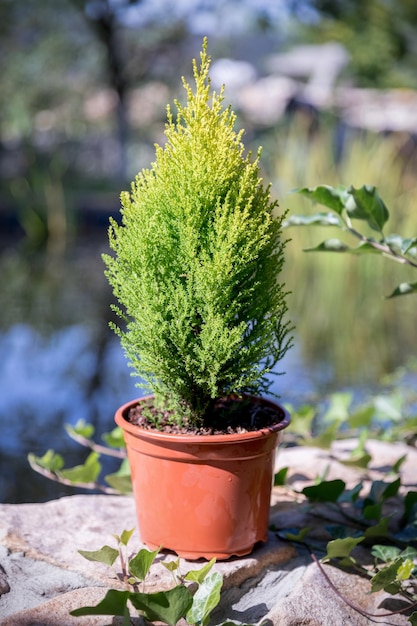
[286,184,417,297]
[72,529,236,626]
[28,419,131,495]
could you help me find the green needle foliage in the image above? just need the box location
[103,39,292,425]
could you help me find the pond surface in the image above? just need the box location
[0,231,414,503]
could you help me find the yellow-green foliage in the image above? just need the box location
[103,40,292,424]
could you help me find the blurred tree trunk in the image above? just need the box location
[70,0,137,181]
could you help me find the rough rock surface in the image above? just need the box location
[0,440,415,626]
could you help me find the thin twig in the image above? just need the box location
[66,430,126,459]
[311,551,417,622]
[28,459,122,495]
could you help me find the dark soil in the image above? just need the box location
[126,396,285,435]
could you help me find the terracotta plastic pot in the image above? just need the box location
[115,395,290,560]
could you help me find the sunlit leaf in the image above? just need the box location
[70,589,130,617]
[347,404,375,429]
[130,586,193,626]
[162,557,181,573]
[295,185,348,215]
[105,458,132,493]
[102,426,126,449]
[28,449,64,472]
[186,572,223,626]
[373,394,403,422]
[371,560,401,592]
[322,393,352,423]
[185,558,217,584]
[324,536,364,560]
[305,421,342,449]
[397,558,415,581]
[65,419,95,440]
[78,545,119,567]
[129,547,160,581]
[119,528,135,546]
[347,185,389,232]
[285,403,315,438]
[59,451,101,483]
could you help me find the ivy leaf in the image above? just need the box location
[162,557,181,573]
[186,572,223,626]
[341,453,372,469]
[387,282,417,298]
[59,452,101,483]
[371,545,401,563]
[65,419,95,440]
[70,589,130,617]
[324,536,364,561]
[363,503,382,520]
[370,560,401,592]
[105,458,132,493]
[347,404,375,429]
[397,558,415,581]
[28,450,64,472]
[338,482,363,504]
[373,394,403,422]
[408,612,417,626]
[185,558,217,584]
[102,426,126,449]
[130,586,193,626]
[119,528,135,546]
[285,403,316,438]
[305,421,342,449]
[78,545,119,567]
[284,527,311,542]
[382,477,401,500]
[392,454,407,474]
[364,517,391,539]
[129,547,160,581]
[404,491,417,523]
[274,467,288,486]
[302,479,346,503]
[347,185,389,233]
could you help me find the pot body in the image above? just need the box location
[115,395,290,560]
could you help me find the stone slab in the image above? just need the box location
[0,440,415,625]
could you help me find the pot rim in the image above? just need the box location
[115,394,291,444]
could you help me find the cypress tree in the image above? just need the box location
[103,39,293,427]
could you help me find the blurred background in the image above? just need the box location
[1,0,417,503]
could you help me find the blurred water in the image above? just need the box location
[0,317,319,503]
[0,234,411,504]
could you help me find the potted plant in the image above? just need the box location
[103,39,293,560]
